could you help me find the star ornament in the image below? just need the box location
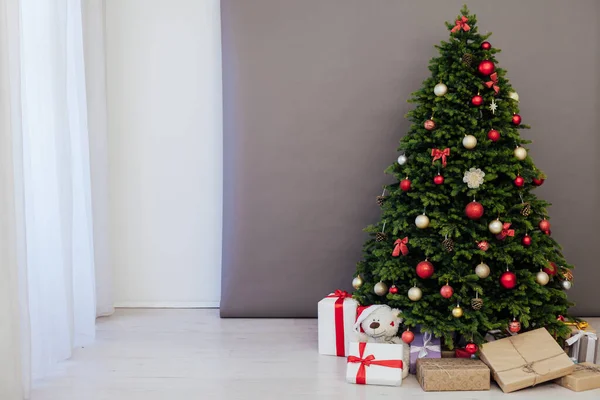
[489,99,498,114]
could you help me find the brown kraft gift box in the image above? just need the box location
[416,358,490,391]
[478,328,575,393]
[555,362,600,392]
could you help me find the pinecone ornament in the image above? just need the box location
[521,202,531,216]
[376,195,387,206]
[462,53,473,66]
[375,232,388,242]
[442,237,454,252]
[471,296,483,310]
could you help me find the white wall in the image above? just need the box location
[105,0,222,307]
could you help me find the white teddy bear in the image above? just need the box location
[353,304,410,378]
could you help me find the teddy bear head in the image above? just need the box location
[355,304,402,339]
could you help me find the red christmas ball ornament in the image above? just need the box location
[401,330,415,344]
[514,176,525,187]
[539,219,551,232]
[424,119,436,130]
[544,261,558,276]
[433,174,444,185]
[440,284,454,299]
[400,178,411,192]
[477,241,489,251]
[512,114,522,125]
[465,343,479,354]
[509,319,521,333]
[532,177,545,186]
[481,41,492,50]
[416,260,435,279]
[471,95,484,106]
[487,129,500,142]
[477,60,495,76]
[389,285,398,294]
[500,271,517,289]
[522,234,532,246]
[465,201,484,220]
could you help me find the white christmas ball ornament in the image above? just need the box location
[561,280,572,290]
[434,83,448,97]
[374,281,388,296]
[408,286,423,301]
[488,219,504,234]
[475,263,491,279]
[462,135,477,149]
[536,271,550,286]
[415,214,430,229]
[397,154,407,165]
[508,91,520,102]
[514,146,527,160]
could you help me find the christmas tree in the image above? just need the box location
[352,6,574,347]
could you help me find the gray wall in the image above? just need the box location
[220,0,600,317]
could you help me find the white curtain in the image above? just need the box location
[0,0,110,398]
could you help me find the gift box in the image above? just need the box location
[416,358,490,391]
[479,328,575,393]
[346,342,404,386]
[317,290,358,357]
[409,326,441,374]
[555,362,600,392]
[441,350,455,358]
[566,325,598,364]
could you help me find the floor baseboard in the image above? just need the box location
[114,301,220,309]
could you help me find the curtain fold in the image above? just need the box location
[0,0,110,397]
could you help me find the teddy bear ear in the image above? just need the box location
[391,308,403,322]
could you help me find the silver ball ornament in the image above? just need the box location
[415,214,430,229]
[374,281,388,296]
[488,219,504,234]
[397,154,407,165]
[536,271,550,286]
[561,280,572,290]
[434,83,448,97]
[514,146,527,160]
[462,135,477,149]
[508,91,520,102]
[408,286,422,301]
[352,276,363,289]
[475,263,491,279]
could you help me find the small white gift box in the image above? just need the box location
[317,290,358,357]
[346,342,404,386]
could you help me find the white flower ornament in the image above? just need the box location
[463,168,485,189]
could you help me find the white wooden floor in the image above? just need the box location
[32,309,600,400]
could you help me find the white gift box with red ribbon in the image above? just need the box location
[346,342,404,386]
[318,290,358,357]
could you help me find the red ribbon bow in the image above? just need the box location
[327,290,352,356]
[557,315,566,322]
[348,342,403,385]
[495,223,515,240]
[485,72,500,95]
[431,148,450,168]
[392,237,409,257]
[451,16,471,33]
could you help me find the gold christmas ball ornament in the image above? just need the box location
[488,219,504,234]
[508,91,520,102]
[374,281,388,296]
[452,305,464,318]
[408,286,423,301]
[462,135,478,149]
[475,263,491,279]
[352,276,363,289]
[415,214,430,229]
[514,146,527,160]
[434,83,448,97]
[536,270,550,286]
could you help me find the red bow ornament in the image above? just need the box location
[451,16,471,33]
[392,237,409,257]
[495,223,515,240]
[485,72,500,95]
[347,342,404,385]
[431,148,450,168]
